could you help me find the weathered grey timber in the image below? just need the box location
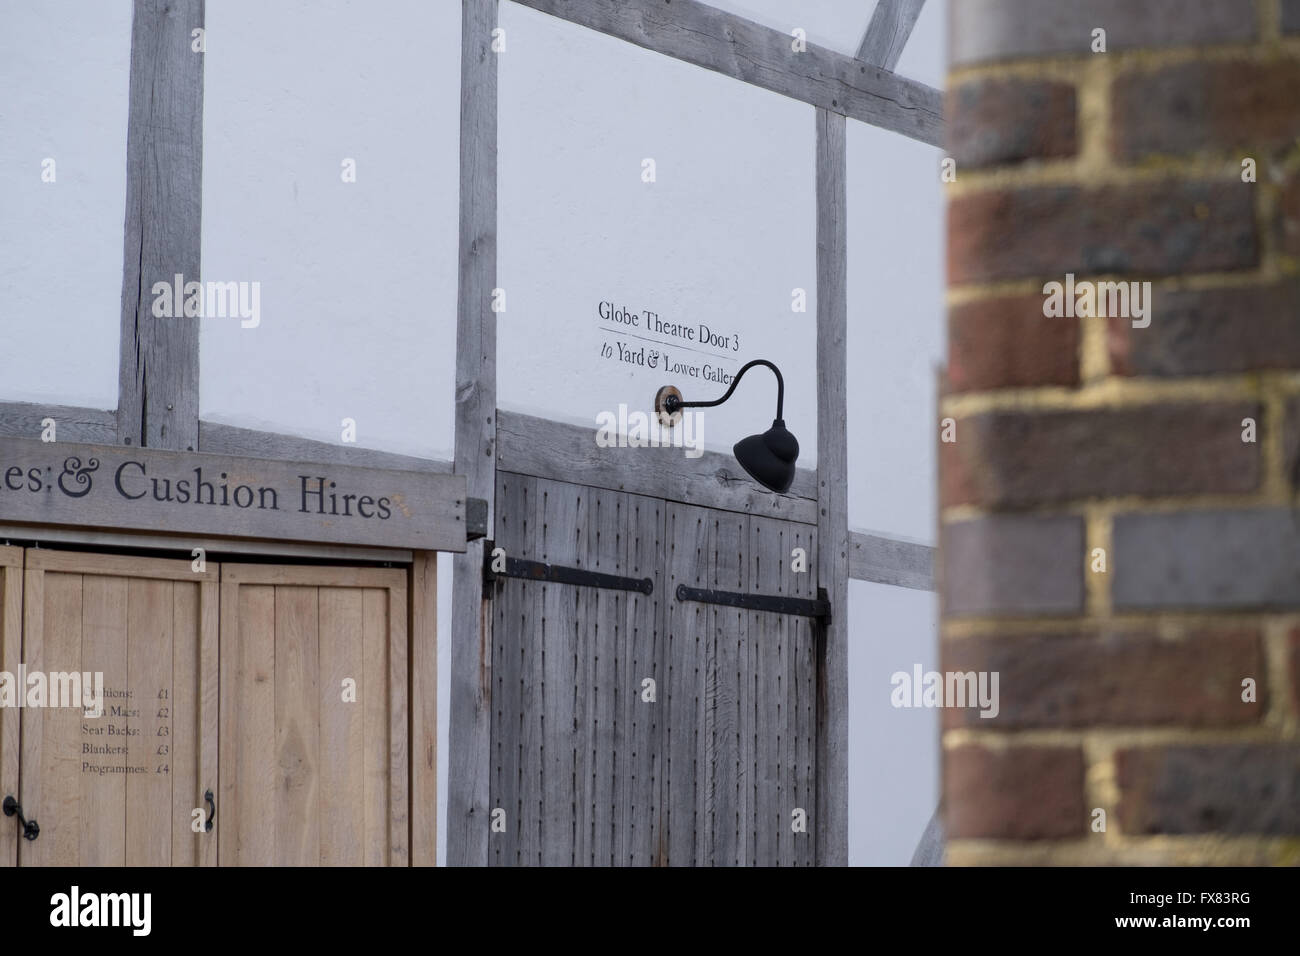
[0,436,467,552]
[0,403,117,445]
[0,523,411,565]
[496,410,818,525]
[815,108,849,867]
[849,529,935,590]
[509,0,944,147]
[117,0,205,450]
[857,0,926,70]
[449,0,500,868]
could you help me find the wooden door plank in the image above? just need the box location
[361,587,390,866]
[220,582,275,865]
[663,503,711,865]
[17,567,43,866]
[517,476,547,866]
[409,552,438,866]
[26,549,215,582]
[536,479,581,866]
[198,577,219,867]
[171,579,200,865]
[319,588,365,866]
[492,473,538,865]
[0,562,23,867]
[125,578,173,866]
[794,524,819,867]
[34,572,82,865]
[619,494,664,866]
[81,575,128,866]
[709,512,748,867]
[583,487,623,867]
[754,518,786,866]
[274,586,320,866]
[387,584,410,866]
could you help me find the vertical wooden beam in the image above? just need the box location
[857,0,926,71]
[448,0,499,867]
[815,107,849,867]
[410,552,439,865]
[117,0,204,451]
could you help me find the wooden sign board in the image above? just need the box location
[0,437,467,552]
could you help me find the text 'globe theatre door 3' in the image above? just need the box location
[0,552,412,866]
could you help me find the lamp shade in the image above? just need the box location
[733,419,799,493]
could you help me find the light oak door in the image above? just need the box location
[0,547,23,867]
[218,564,409,866]
[15,551,219,866]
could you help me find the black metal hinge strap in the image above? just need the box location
[484,544,652,595]
[675,584,831,622]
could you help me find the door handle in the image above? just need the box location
[204,789,215,832]
[2,796,39,841]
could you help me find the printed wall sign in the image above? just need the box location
[497,4,818,460]
[0,437,467,552]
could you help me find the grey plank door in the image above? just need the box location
[489,474,817,866]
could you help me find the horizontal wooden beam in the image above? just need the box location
[497,410,818,524]
[857,0,926,71]
[0,435,467,552]
[0,523,412,565]
[199,421,452,474]
[0,403,118,445]
[849,529,934,590]
[508,0,943,147]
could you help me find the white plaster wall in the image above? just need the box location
[3,0,947,868]
[0,0,132,410]
[497,3,819,463]
[845,0,947,865]
[199,0,461,462]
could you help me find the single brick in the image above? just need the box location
[948,78,1077,168]
[1288,395,1300,490]
[1281,177,1300,259]
[1289,629,1300,717]
[945,744,1086,839]
[947,295,1079,392]
[1284,0,1300,34]
[942,514,1083,617]
[1113,61,1300,160]
[951,0,1255,66]
[1116,744,1300,835]
[1290,629,1300,717]
[941,629,1263,729]
[1112,509,1300,610]
[1109,280,1300,376]
[941,403,1260,508]
[948,182,1257,285]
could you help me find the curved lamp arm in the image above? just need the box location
[663,359,785,419]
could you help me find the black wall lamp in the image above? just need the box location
[655,359,800,494]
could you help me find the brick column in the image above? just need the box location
[940,0,1300,864]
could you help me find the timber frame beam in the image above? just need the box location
[117,0,205,452]
[508,0,943,147]
[11,0,944,869]
[857,0,927,71]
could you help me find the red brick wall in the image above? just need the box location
[941,0,1300,864]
